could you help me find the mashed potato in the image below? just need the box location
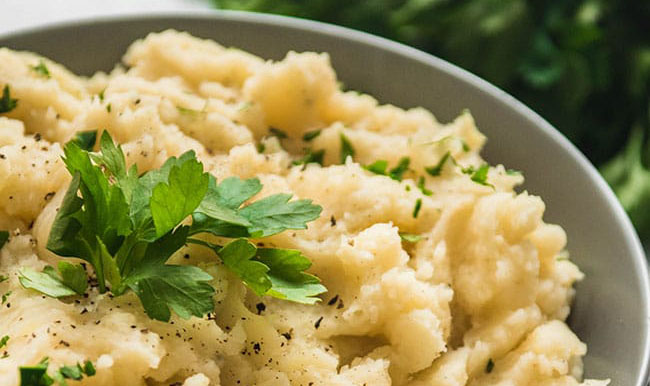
[0,31,608,385]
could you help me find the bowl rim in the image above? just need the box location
[1,9,649,384]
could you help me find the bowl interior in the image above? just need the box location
[0,11,647,384]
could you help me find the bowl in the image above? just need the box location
[0,10,647,385]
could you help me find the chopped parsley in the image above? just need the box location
[399,232,423,242]
[256,142,266,153]
[412,198,422,218]
[461,139,470,152]
[71,130,97,152]
[0,85,18,113]
[19,357,96,386]
[0,231,8,249]
[339,133,355,163]
[506,168,522,176]
[363,157,411,181]
[0,275,7,283]
[302,129,321,142]
[1,291,11,305]
[0,335,8,349]
[417,176,433,196]
[106,103,111,113]
[18,131,326,322]
[293,149,325,166]
[425,152,451,176]
[97,89,105,102]
[30,61,51,78]
[269,127,288,139]
[485,358,495,373]
[388,157,410,181]
[364,160,388,175]
[176,105,201,115]
[469,164,494,187]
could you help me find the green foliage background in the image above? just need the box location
[214,0,650,240]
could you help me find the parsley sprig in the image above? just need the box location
[19,131,326,321]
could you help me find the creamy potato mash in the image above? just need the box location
[0,30,608,385]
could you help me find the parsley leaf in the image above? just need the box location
[339,133,355,163]
[122,261,214,321]
[399,232,424,242]
[0,230,8,249]
[0,85,18,114]
[30,61,51,78]
[239,194,322,237]
[1,291,11,304]
[82,361,96,376]
[218,238,271,296]
[292,149,325,166]
[470,164,494,187]
[18,267,77,298]
[209,239,326,304]
[19,357,52,386]
[302,129,321,141]
[150,158,209,237]
[57,262,87,295]
[269,127,288,139]
[417,176,433,196]
[364,160,388,175]
[388,157,410,181]
[413,198,423,218]
[425,152,451,176]
[0,335,8,348]
[71,130,97,151]
[255,248,326,304]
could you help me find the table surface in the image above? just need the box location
[0,0,210,36]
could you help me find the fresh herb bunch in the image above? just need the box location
[213,0,650,239]
[18,131,326,322]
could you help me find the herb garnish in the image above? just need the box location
[302,129,321,142]
[0,231,8,249]
[339,133,355,163]
[363,157,411,181]
[0,85,18,113]
[468,164,493,187]
[1,291,11,305]
[412,198,422,218]
[71,130,98,152]
[293,149,325,166]
[425,152,451,177]
[0,335,8,348]
[18,132,326,321]
[417,176,433,196]
[30,61,51,78]
[364,160,388,175]
[19,357,95,386]
[388,157,410,181]
[399,232,423,242]
[269,127,288,139]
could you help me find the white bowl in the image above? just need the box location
[1,10,648,384]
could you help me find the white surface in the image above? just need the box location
[0,0,211,35]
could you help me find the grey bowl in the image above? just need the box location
[0,11,647,385]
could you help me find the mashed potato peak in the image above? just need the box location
[0,30,607,385]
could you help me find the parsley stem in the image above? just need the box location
[186,238,222,252]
